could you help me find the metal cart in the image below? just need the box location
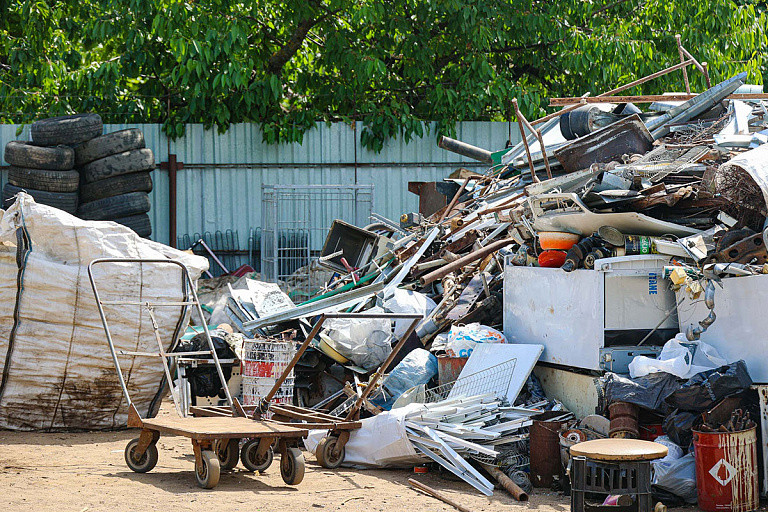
[255,312,423,469]
[88,258,308,489]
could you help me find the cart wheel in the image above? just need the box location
[195,450,221,489]
[315,436,345,469]
[124,438,158,473]
[280,447,305,485]
[218,438,240,470]
[240,439,273,472]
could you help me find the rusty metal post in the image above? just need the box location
[512,98,537,182]
[676,34,691,94]
[160,154,183,248]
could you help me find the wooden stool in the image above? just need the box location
[569,439,668,512]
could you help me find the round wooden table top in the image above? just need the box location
[570,438,668,461]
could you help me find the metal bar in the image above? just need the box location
[675,35,691,94]
[145,306,184,417]
[323,312,422,320]
[535,128,553,180]
[118,350,214,357]
[438,177,470,224]
[98,300,197,306]
[196,239,229,274]
[531,98,587,126]
[437,136,493,163]
[597,59,694,97]
[549,92,768,106]
[512,98,537,182]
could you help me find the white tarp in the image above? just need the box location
[0,193,208,431]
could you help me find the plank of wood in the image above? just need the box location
[139,415,308,439]
[549,93,768,106]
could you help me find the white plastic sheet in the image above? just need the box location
[0,193,208,430]
[322,307,392,370]
[628,334,727,380]
[382,289,436,338]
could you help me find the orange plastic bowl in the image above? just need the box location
[539,231,581,250]
[538,250,567,268]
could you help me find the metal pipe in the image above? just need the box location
[409,478,474,512]
[437,136,493,164]
[420,238,515,285]
[598,59,694,97]
[439,176,471,223]
[512,98,538,182]
[676,34,691,94]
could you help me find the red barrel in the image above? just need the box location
[692,427,758,512]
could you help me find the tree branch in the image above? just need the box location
[267,8,340,75]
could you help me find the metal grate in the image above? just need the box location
[178,229,262,277]
[261,184,374,302]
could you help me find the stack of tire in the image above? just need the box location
[2,114,103,215]
[75,128,154,238]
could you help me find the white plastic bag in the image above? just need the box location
[652,435,684,462]
[382,289,436,338]
[445,323,506,358]
[652,453,697,503]
[322,307,392,370]
[628,334,727,379]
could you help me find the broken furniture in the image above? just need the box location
[257,312,422,468]
[570,438,667,512]
[89,258,308,488]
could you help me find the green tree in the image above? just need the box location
[1,0,766,150]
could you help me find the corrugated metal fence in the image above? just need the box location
[0,122,518,251]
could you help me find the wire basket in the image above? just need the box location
[242,376,295,405]
[424,358,517,404]
[241,338,296,413]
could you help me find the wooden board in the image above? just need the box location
[549,93,768,106]
[139,416,308,440]
[570,439,668,461]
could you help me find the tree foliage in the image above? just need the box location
[1,0,766,150]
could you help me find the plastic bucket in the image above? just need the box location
[692,426,758,512]
[530,411,567,487]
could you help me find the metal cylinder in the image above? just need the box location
[436,355,468,386]
[437,136,493,163]
[609,401,639,439]
[530,412,567,488]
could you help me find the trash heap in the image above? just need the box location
[2,115,154,237]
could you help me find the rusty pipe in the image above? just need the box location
[438,136,493,164]
[420,238,515,285]
[483,465,529,502]
[439,176,471,224]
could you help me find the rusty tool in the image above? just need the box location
[408,478,474,512]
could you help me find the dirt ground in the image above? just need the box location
[0,402,575,512]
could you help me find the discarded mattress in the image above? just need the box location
[0,193,208,431]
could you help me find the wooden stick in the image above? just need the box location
[531,97,588,126]
[439,177,471,224]
[512,98,537,182]
[408,478,474,512]
[549,93,768,106]
[482,465,529,502]
[535,128,553,180]
[702,61,711,88]
[597,59,693,97]
[676,34,691,94]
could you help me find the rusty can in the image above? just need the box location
[530,411,567,488]
[608,401,639,439]
[436,355,468,387]
[693,426,758,512]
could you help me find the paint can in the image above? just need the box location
[624,235,657,255]
[692,426,758,512]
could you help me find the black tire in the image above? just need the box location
[80,172,153,203]
[8,166,80,193]
[280,447,305,485]
[81,148,155,183]
[74,128,146,167]
[113,214,152,237]
[76,191,150,220]
[315,436,345,469]
[240,440,273,472]
[124,438,159,473]
[4,141,74,170]
[2,183,78,213]
[217,439,240,471]
[30,113,103,146]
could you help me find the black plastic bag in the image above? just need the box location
[663,409,702,449]
[174,329,237,398]
[665,360,752,412]
[603,371,682,413]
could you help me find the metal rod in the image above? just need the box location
[531,98,587,126]
[439,177,471,224]
[676,34,691,94]
[598,59,694,97]
[408,478,474,512]
[535,128,553,180]
[512,98,537,181]
[420,238,515,285]
[437,136,493,164]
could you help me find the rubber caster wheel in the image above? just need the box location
[240,439,273,472]
[124,438,158,473]
[195,450,221,489]
[315,436,345,469]
[280,447,305,485]
[218,438,240,470]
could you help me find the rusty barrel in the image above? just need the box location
[436,355,468,387]
[608,401,639,439]
[692,426,758,512]
[530,411,567,488]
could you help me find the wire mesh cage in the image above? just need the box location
[241,339,296,411]
[423,358,517,403]
[261,184,374,302]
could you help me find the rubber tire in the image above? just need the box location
[2,183,78,214]
[218,439,240,470]
[113,214,152,237]
[240,440,273,472]
[124,438,159,473]
[31,113,103,146]
[315,436,345,469]
[280,447,305,485]
[74,128,145,167]
[79,172,153,203]
[4,141,74,170]
[7,166,80,193]
[195,450,221,489]
[80,148,155,184]
[76,192,150,220]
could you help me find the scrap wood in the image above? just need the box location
[408,478,474,512]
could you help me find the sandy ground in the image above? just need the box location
[0,404,574,512]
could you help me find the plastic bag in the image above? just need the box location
[376,349,438,410]
[602,372,681,413]
[382,289,436,339]
[444,323,506,358]
[665,360,752,412]
[322,307,392,370]
[653,436,684,462]
[628,334,727,380]
[663,409,702,448]
[652,453,697,504]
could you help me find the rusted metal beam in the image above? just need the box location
[549,93,768,106]
[512,98,538,182]
[676,34,691,94]
[597,59,694,97]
